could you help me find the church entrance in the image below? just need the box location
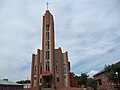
[44,78,52,88]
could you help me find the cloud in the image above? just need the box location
[88,70,98,78]
[0,0,120,81]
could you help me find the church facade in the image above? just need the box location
[30,10,79,90]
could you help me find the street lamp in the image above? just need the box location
[116,72,119,85]
[116,72,118,75]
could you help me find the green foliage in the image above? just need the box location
[75,73,97,89]
[105,62,120,84]
[16,80,31,84]
[75,73,88,88]
[86,78,97,89]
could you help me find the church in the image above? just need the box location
[29,8,83,90]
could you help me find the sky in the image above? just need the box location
[0,0,120,82]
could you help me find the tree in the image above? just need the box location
[16,80,31,84]
[75,73,88,88]
[105,62,120,84]
[75,73,97,89]
[86,78,97,89]
[74,75,81,86]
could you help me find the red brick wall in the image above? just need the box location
[94,73,115,90]
[0,85,23,90]
[70,72,77,87]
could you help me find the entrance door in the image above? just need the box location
[44,78,52,88]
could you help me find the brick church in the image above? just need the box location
[28,9,83,90]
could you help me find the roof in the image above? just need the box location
[0,79,23,86]
[93,61,120,77]
[93,69,106,77]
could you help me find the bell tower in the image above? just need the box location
[42,10,55,88]
[30,6,75,90]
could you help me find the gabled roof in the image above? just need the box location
[93,61,120,77]
[0,79,22,86]
[93,69,106,77]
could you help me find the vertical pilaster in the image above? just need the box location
[31,54,35,87]
[50,15,55,84]
[42,16,45,74]
[50,14,55,85]
[59,47,63,87]
[66,52,70,87]
[36,49,40,86]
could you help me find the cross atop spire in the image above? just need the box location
[46,2,49,10]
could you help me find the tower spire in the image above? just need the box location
[46,2,49,10]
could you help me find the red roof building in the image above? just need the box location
[0,79,23,90]
[93,61,120,90]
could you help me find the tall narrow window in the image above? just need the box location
[34,66,37,75]
[46,51,48,60]
[57,77,59,82]
[46,32,48,40]
[46,32,49,40]
[40,63,42,74]
[46,41,50,50]
[48,41,50,49]
[46,61,47,71]
[48,32,49,40]
[46,51,50,60]
[46,45,48,50]
[56,61,59,71]
[48,61,50,71]
[46,25,49,31]
[48,51,50,59]
[35,66,37,71]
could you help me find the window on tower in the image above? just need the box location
[46,61,47,71]
[45,41,48,50]
[48,41,50,49]
[48,51,50,59]
[46,41,50,50]
[48,61,50,71]
[48,32,49,40]
[46,51,48,60]
[46,51,50,60]
[46,32,49,40]
[46,25,49,31]
[46,32,47,40]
